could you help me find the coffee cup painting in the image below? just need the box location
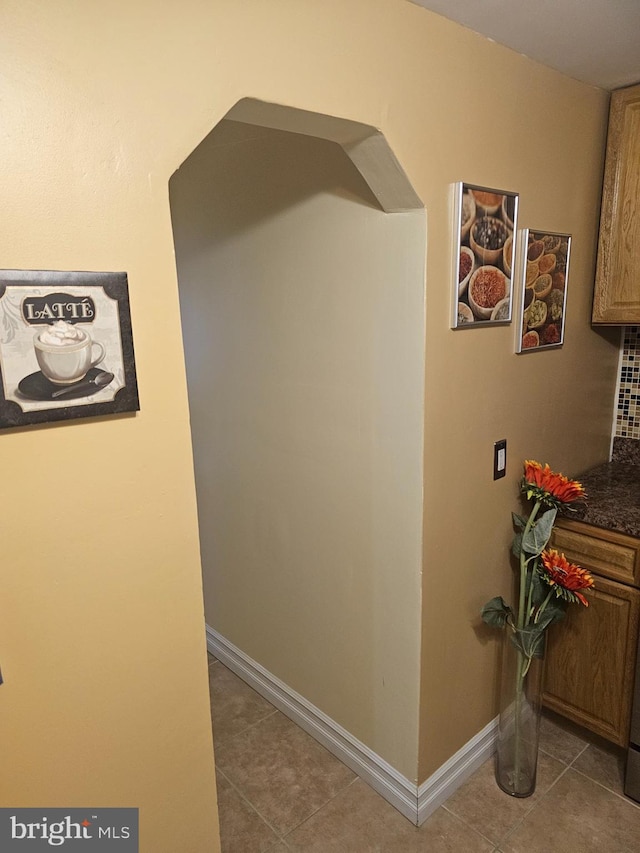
[452,183,519,329]
[0,270,139,429]
[33,321,106,386]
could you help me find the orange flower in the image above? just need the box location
[539,549,594,606]
[522,460,586,509]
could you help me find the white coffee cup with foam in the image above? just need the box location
[34,320,106,385]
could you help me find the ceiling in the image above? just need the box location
[410,0,640,91]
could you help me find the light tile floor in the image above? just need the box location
[208,655,640,852]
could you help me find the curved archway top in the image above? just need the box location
[225,98,424,214]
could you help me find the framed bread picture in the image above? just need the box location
[451,182,519,329]
[515,230,571,353]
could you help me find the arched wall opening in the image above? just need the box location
[169,99,426,785]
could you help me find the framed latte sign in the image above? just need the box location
[0,269,139,429]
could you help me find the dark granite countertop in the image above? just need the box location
[571,439,640,539]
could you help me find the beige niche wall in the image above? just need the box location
[170,103,426,779]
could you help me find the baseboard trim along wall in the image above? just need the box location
[206,626,498,825]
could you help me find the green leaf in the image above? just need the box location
[532,611,555,632]
[528,565,547,607]
[543,597,568,623]
[512,512,527,531]
[481,596,513,628]
[511,531,523,559]
[536,604,566,631]
[511,627,546,659]
[522,508,557,556]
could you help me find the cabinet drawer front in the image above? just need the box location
[552,526,638,586]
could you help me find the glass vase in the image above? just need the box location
[495,626,545,797]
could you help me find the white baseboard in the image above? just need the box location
[206,626,497,825]
[417,714,498,823]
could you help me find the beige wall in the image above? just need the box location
[0,2,221,851]
[413,35,616,779]
[170,119,426,777]
[0,0,617,835]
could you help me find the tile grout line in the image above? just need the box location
[567,764,640,810]
[211,662,359,851]
[215,765,290,844]
[278,776,361,845]
[225,766,360,848]
[441,752,574,850]
[561,740,640,808]
[493,737,639,847]
[213,705,281,748]
[214,707,361,846]
[211,657,381,838]
[559,739,590,765]
[439,802,497,849]
[496,760,574,849]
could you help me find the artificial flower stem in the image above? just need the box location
[513,499,541,792]
[517,501,542,631]
[525,563,536,624]
[534,589,554,625]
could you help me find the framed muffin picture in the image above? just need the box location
[451,182,519,329]
[516,230,571,353]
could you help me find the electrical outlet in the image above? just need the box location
[494,439,507,480]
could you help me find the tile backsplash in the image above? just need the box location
[616,326,640,439]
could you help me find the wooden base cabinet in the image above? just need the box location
[542,574,640,746]
[542,519,640,746]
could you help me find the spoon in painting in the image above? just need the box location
[52,370,114,398]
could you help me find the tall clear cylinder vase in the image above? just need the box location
[495,626,544,797]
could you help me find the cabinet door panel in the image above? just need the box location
[542,575,640,746]
[593,83,640,324]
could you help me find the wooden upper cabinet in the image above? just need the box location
[593,83,640,324]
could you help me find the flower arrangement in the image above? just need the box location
[482,460,594,796]
[482,460,594,657]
